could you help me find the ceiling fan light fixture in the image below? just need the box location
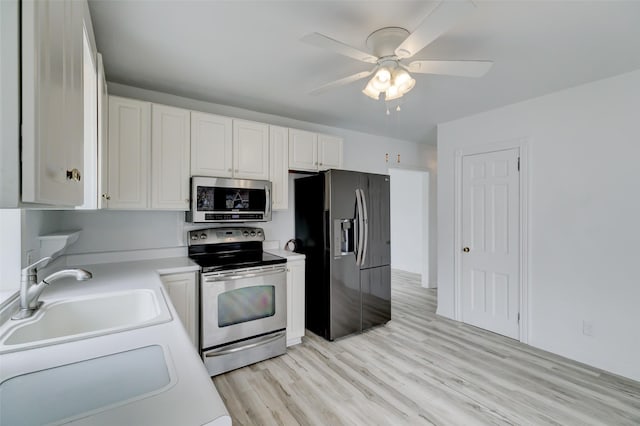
[385,85,402,101]
[374,67,391,83]
[393,68,411,87]
[362,81,381,100]
[398,77,416,95]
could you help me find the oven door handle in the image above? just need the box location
[203,266,286,282]
[204,330,286,357]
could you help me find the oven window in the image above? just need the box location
[218,285,275,327]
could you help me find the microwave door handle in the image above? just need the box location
[355,189,364,266]
[359,189,369,266]
[265,186,271,218]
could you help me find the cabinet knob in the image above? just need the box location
[463,247,470,253]
[235,169,239,173]
[228,168,232,172]
[102,193,111,200]
[66,168,81,182]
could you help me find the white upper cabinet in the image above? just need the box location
[21,0,85,205]
[107,96,151,209]
[289,129,343,172]
[317,134,343,171]
[151,104,191,210]
[190,111,233,177]
[78,18,98,210]
[288,129,317,172]
[97,53,109,209]
[233,120,269,180]
[269,125,289,210]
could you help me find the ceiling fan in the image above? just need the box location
[301,0,492,101]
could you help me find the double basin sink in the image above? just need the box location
[0,288,174,425]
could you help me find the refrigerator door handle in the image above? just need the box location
[359,188,369,266]
[355,189,364,265]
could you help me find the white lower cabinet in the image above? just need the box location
[286,259,305,346]
[160,272,198,349]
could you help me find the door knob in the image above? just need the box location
[462,247,470,253]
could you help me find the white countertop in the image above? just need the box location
[0,257,231,426]
[265,248,306,261]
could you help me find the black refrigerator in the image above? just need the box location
[295,169,391,341]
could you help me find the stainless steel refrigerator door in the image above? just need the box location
[328,170,362,340]
[361,265,391,330]
[360,173,391,269]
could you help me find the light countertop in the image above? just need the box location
[265,248,306,261]
[0,257,230,426]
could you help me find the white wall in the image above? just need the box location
[437,69,640,381]
[389,168,427,276]
[51,84,433,255]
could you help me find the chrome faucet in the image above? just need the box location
[12,257,93,320]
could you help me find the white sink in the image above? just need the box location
[0,289,171,352]
[0,345,174,426]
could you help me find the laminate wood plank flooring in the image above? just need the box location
[212,271,640,425]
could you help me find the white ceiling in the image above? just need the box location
[88,1,640,144]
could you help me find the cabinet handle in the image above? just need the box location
[66,168,81,182]
[102,194,111,200]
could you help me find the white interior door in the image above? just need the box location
[461,148,520,339]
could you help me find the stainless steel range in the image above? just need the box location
[188,227,287,376]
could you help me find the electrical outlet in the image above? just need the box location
[582,320,594,337]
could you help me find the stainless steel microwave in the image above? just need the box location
[186,177,272,223]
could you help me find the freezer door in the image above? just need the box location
[360,173,391,269]
[328,170,361,340]
[361,265,391,331]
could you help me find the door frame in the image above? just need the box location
[453,138,530,343]
[388,166,431,288]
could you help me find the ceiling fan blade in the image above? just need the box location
[395,1,476,59]
[309,69,375,95]
[408,60,493,77]
[301,32,378,64]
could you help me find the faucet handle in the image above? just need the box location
[22,256,53,275]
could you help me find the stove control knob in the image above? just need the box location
[190,234,198,241]
[250,231,256,237]
[257,230,263,236]
[200,233,207,240]
[243,231,249,237]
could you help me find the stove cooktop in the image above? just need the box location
[190,250,286,273]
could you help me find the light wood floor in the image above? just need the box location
[213,271,640,425]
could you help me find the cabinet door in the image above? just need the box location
[269,125,289,210]
[191,111,233,177]
[21,0,84,205]
[97,53,109,208]
[160,272,198,349]
[286,259,306,345]
[107,96,150,209]
[233,120,269,180]
[151,104,190,210]
[318,134,343,171]
[288,129,317,172]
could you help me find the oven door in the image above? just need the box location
[201,265,286,350]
